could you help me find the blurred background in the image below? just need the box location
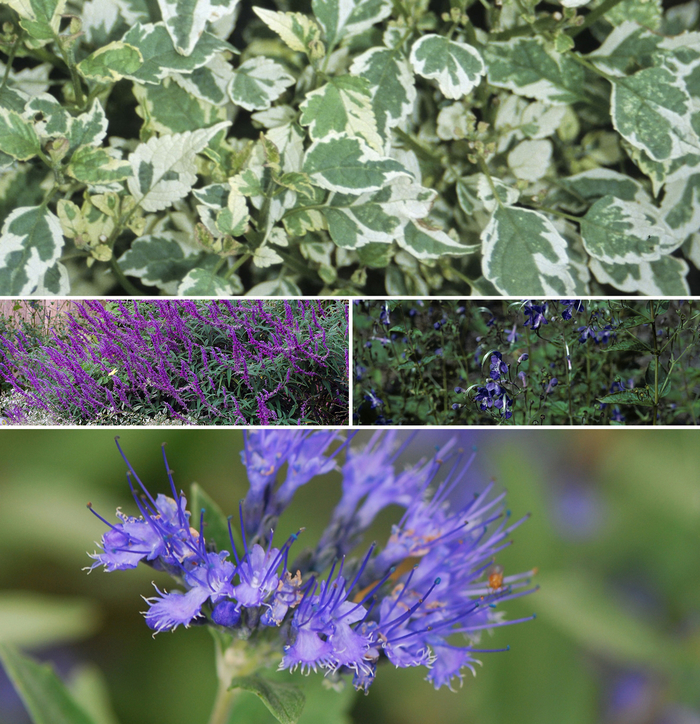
[0,429,698,724]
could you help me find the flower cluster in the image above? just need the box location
[0,300,348,425]
[88,433,536,691]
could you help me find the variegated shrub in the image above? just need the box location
[0,0,698,296]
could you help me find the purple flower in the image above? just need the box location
[364,389,383,409]
[474,381,513,419]
[523,302,548,330]
[545,378,558,395]
[561,300,584,320]
[506,324,520,344]
[489,351,508,381]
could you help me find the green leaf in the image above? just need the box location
[252,8,322,54]
[609,63,700,163]
[0,643,98,724]
[127,121,230,211]
[484,37,586,105]
[0,205,65,295]
[77,41,144,83]
[660,172,700,240]
[120,22,235,85]
[0,593,100,648]
[118,233,217,293]
[534,572,688,671]
[558,168,648,208]
[300,75,382,151]
[311,0,391,48]
[588,21,662,76]
[409,34,485,100]
[600,387,654,406]
[349,47,416,142]
[157,0,238,56]
[589,256,690,294]
[228,58,295,112]
[303,133,410,193]
[580,195,678,264]
[230,674,305,724]
[323,182,435,248]
[0,106,41,160]
[66,146,132,184]
[600,338,652,353]
[481,206,576,294]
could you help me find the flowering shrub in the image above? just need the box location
[0,0,698,296]
[355,299,700,425]
[77,433,535,724]
[0,299,348,424]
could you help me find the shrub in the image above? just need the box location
[354,299,700,425]
[0,299,348,424]
[0,0,697,296]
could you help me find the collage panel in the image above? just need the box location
[0,299,349,426]
[0,429,698,724]
[354,298,700,426]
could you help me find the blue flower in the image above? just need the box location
[489,351,508,381]
[506,324,520,344]
[88,435,536,692]
[523,302,548,330]
[474,382,513,419]
[364,389,383,409]
[561,300,584,320]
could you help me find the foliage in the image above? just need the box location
[354,299,700,425]
[0,0,699,296]
[0,299,348,425]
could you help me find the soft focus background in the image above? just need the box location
[0,430,698,724]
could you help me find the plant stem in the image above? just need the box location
[208,682,239,724]
[650,300,659,426]
[109,257,141,295]
[569,0,628,37]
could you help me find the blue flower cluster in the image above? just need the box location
[88,434,536,692]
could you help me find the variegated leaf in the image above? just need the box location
[66,146,132,184]
[397,220,470,259]
[300,75,382,151]
[228,57,295,111]
[482,206,576,294]
[349,47,416,143]
[409,35,484,100]
[311,0,392,48]
[0,205,65,294]
[157,0,240,56]
[0,106,41,160]
[252,8,322,54]
[580,195,679,264]
[77,41,144,83]
[661,173,700,241]
[303,133,410,193]
[590,256,690,295]
[178,266,243,294]
[127,121,230,211]
[3,0,66,41]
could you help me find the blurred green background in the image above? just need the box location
[0,430,698,724]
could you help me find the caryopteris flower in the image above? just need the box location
[88,433,536,692]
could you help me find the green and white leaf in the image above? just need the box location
[23,92,70,138]
[216,177,249,236]
[476,174,519,212]
[0,106,41,160]
[35,261,69,294]
[171,55,234,106]
[118,233,215,293]
[303,133,410,194]
[350,47,416,141]
[482,206,577,294]
[178,266,243,295]
[0,61,50,96]
[590,256,690,294]
[66,146,132,184]
[484,38,586,105]
[398,220,471,259]
[609,64,700,162]
[323,181,435,248]
[409,35,484,100]
[660,172,700,241]
[77,41,144,83]
[133,77,227,134]
[68,100,110,150]
[157,0,239,56]
[311,0,392,48]
[127,121,230,211]
[300,75,382,151]
[283,207,326,236]
[252,8,322,54]
[507,139,552,182]
[0,205,65,295]
[3,0,66,41]
[228,57,295,111]
[253,244,284,268]
[588,21,662,76]
[120,22,235,85]
[580,195,679,264]
[558,168,650,209]
[251,106,298,129]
